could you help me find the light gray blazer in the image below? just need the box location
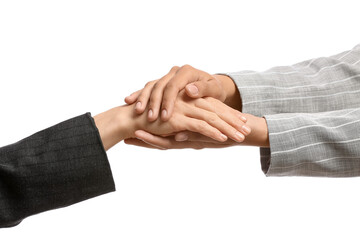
[223,44,360,177]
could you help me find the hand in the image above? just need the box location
[124,113,269,150]
[124,65,241,122]
[133,94,250,143]
[95,94,250,150]
[124,130,239,150]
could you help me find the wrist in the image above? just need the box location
[213,74,242,111]
[241,114,269,147]
[94,105,136,150]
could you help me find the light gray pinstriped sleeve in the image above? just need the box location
[261,108,360,177]
[217,44,360,177]
[218,44,360,117]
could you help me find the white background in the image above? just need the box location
[1,0,360,239]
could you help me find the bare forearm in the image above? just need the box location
[213,74,242,111]
[94,105,135,150]
[240,114,269,147]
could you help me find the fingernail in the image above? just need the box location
[161,109,167,119]
[176,133,188,141]
[220,133,228,141]
[235,131,245,141]
[242,125,251,135]
[187,84,199,95]
[148,109,153,118]
[135,102,142,110]
[238,113,247,122]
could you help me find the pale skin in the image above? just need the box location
[94,93,252,151]
[123,64,270,149]
[124,112,269,149]
[124,65,242,120]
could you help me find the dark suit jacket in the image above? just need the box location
[0,113,115,227]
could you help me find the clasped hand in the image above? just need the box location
[122,65,269,149]
[95,65,269,150]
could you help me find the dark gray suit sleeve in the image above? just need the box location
[0,113,115,228]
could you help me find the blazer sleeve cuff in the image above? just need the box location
[0,113,115,227]
[259,109,360,177]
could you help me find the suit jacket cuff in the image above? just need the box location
[260,109,360,177]
[0,113,115,227]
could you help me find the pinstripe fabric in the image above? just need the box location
[0,113,115,227]
[222,44,360,177]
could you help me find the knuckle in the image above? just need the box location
[170,66,180,72]
[137,92,147,102]
[197,121,207,131]
[193,98,204,108]
[157,74,169,84]
[181,64,193,71]
[207,112,219,124]
[153,78,168,92]
[152,81,162,92]
[164,81,178,92]
[144,81,155,88]
[170,120,181,131]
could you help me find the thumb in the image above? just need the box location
[185,79,226,101]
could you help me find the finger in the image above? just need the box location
[124,138,163,149]
[146,67,177,121]
[134,130,175,149]
[175,131,236,145]
[134,130,187,149]
[134,130,222,149]
[134,80,157,114]
[160,65,200,121]
[178,115,228,142]
[185,78,225,101]
[184,105,245,142]
[194,98,250,136]
[124,90,142,104]
[146,66,180,121]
